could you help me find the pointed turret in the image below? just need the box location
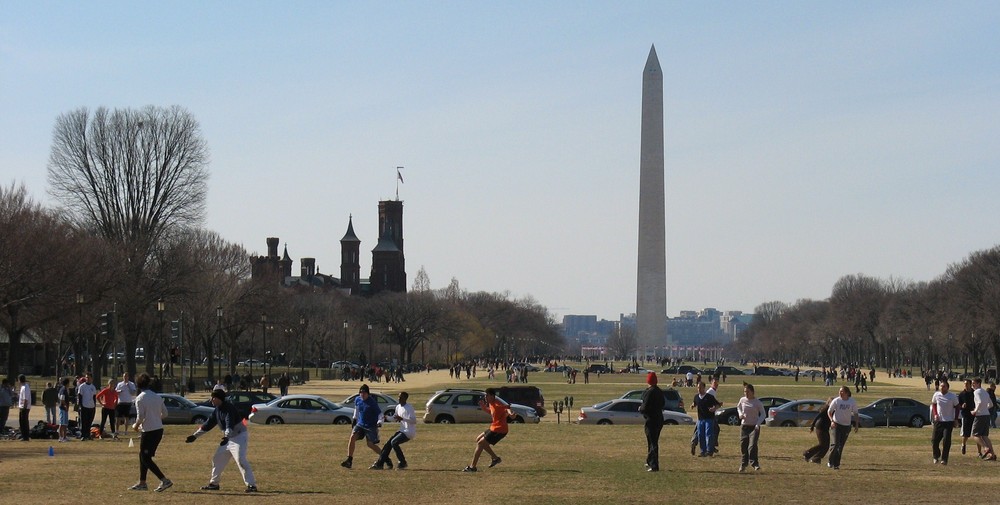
[340,215,362,293]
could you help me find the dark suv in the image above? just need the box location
[496,385,546,417]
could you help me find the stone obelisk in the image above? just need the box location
[636,45,667,357]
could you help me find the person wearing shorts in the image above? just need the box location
[972,378,996,460]
[341,384,381,469]
[958,379,976,455]
[57,377,70,442]
[463,388,511,472]
[116,373,138,435]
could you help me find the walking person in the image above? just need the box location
[130,373,173,492]
[958,379,976,455]
[463,388,513,472]
[804,398,834,464]
[931,381,960,464]
[692,382,721,457]
[96,378,119,439]
[277,373,290,397]
[77,374,97,440]
[971,378,996,460]
[639,372,665,472]
[341,384,382,469]
[17,374,31,441]
[827,386,860,470]
[737,383,765,472]
[185,389,258,492]
[371,391,416,470]
[116,373,137,436]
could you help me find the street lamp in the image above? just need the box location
[420,328,425,365]
[157,298,165,377]
[342,320,348,361]
[299,315,306,380]
[261,313,268,377]
[387,325,393,364]
[367,323,373,366]
[76,290,84,375]
[215,306,223,379]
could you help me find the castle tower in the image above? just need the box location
[340,215,362,293]
[636,45,668,355]
[371,200,406,293]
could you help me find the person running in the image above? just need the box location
[463,388,512,472]
[96,378,119,439]
[804,398,834,464]
[116,373,138,436]
[958,379,976,455]
[692,382,721,457]
[931,380,960,465]
[737,383,765,472]
[371,391,416,470]
[341,384,382,469]
[827,386,860,470]
[639,372,665,472]
[186,389,258,492]
[130,373,172,492]
[972,378,996,460]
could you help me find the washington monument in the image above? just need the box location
[636,45,667,355]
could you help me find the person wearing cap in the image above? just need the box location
[186,388,258,492]
[639,372,665,472]
[341,384,382,469]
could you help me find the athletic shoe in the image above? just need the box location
[986,453,996,461]
[933,458,939,464]
[753,465,761,471]
[962,444,967,455]
[803,454,810,463]
[341,458,352,469]
[369,463,384,470]
[646,467,658,472]
[811,459,821,464]
[397,461,408,470]
[462,466,477,472]
[201,483,220,491]
[129,482,148,491]
[154,479,173,492]
[691,442,697,456]
[245,485,258,493]
[385,459,393,470]
[489,457,502,468]
[738,465,746,473]
[940,460,948,465]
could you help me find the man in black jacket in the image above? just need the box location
[639,372,665,472]
[186,389,258,492]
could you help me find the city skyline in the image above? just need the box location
[3,3,1000,322]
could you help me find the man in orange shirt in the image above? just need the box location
[463,388,512,472]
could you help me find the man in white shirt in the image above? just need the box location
[972,378,995,460]
[737,383,765,472]
[930,381,960,464]
[77,374,98,440]
[116,373,137,435]
[371,391,417,470]
[17,375,31,441]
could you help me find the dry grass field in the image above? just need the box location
[1,365,994,504]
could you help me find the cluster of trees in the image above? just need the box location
[1,105,562,386]
[737,249,1000,376]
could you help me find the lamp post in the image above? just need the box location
[261,313,268,377]
[216,306,223,380]
[76,290,84,375]
[157,298,165,378]
[342,320,348,362]
[299,315,306,380]
[387,325,393,364]
[420,328,425,365]
[367,323,373,366]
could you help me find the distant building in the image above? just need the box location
[251,199,407,296]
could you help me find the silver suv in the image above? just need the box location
[423,389,540,424]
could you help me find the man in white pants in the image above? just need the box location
[185,389,257,492]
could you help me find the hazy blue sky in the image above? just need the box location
[3,2,999,321]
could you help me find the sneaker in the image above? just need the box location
[201,483,220,491]
[940,460,948,465]
[803,453,810,463]
[811,459,821,464]
[962,444,967,455]
[753,465,761,471]
[154,479,173,492]
[341,458,352,469]
[369,463,384,470]
[397,461,408,470]
[933,458,939,464]
[489,457,502,468]
[462,466,477,472]
[691,442,697,456]
[129,482,148,491]
[245,485,258,493]
[986,453,997,461]
[738,465,746,473]
[385,459,393,470]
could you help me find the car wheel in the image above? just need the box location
[780,420,796,427]
[192,415,207,425]
[910,415,926,428]
[511,416,524,424]
[597,419,612,425]
[333,416,351,425]
[266,416,284,425]
[665,420,678,425]
[726,413,740,426]
[435,415,455,424]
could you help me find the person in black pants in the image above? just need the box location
[804,398,833,463]
[639,372,665,472]
[827,386,859,470]
[17,375,31,441]
[957,379,976,455]
[931,381,960,464]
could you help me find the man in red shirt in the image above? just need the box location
[463,388,512,472]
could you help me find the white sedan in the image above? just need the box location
[248,394,354,425]
[577,399,695,425]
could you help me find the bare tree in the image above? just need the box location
[411,266,431,292]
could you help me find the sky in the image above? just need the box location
[3,2,1000,322]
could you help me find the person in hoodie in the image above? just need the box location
[185,388,258,493]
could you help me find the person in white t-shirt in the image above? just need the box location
[931,381,960,464]
[826,386,859,470]
[371,392,417,470]
[971,378,996,460]
[116,373,138,435]
[736,383,765,472]
[130,373,172,492]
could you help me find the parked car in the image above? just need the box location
[752,366,785,376]
[704,366,746,376]
[577,399,694,425]
[342,392,399,419]
[715,397,791,426]
[423,389,539,424]
[765,399,875,428]
[859,397,931,428]
[586,364,613,374]
[620,388,685,413]
[197,391,277,420]
[155,394,216,424]
[248,394,353,425]
[661,365,701,375]
[496,385,546,417]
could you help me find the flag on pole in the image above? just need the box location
[396,166,404,183]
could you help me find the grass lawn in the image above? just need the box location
[0,364,991,504]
